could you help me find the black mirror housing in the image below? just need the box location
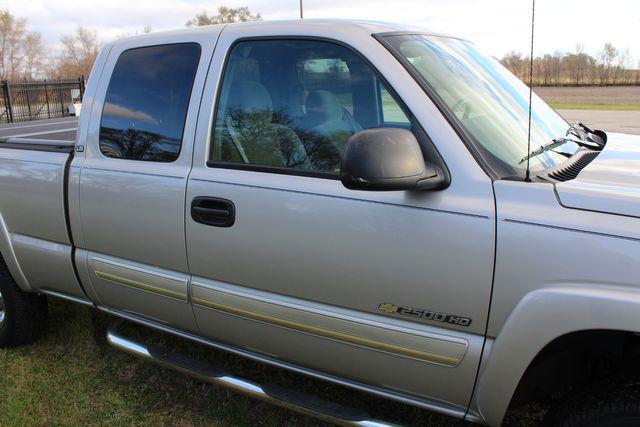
[340,128,448,191]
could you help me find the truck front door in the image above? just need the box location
[185,26,496,414]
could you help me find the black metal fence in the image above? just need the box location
[0,77,85,123]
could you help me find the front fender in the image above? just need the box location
[0,211,32,291]
[474,285,640,426]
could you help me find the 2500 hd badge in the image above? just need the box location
[378,303,473,327]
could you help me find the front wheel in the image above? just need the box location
[0,259,48,347]
[543,383,640,427]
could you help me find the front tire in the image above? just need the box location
[543,383,640,427]
[0,259,48,347]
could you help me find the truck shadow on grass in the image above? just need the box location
[0,299,544,426]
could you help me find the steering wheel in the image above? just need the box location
[451,99,471,120]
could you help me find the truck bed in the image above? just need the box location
[0,116,78,295]
[0,117,77,152]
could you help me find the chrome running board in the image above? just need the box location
[106,320,396,427]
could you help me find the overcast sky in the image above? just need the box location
[6,0,640,63]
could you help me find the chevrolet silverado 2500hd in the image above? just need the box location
[1,20,640,426]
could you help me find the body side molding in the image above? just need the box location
[192,282,468,367]
[90,256,189,302]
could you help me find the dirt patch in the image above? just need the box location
[535,86,640,106]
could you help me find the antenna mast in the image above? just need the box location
[299,0,304,19]
[524,0,536,182]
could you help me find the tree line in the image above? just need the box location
[500,43,639,86]
[1,9,104,81]
[0,7,262,81]
[3,7,638,86]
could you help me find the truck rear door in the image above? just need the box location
[74,30,220,331]
[184,24,496,415]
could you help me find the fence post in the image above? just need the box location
[25,80,33,121]
[79,75,85,101]
[44,79,51,119]
[58,80,65,117]
[2,80,13,123]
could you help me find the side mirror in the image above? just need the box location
[340,128,447,191]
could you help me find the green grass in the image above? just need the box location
[549,103,640,111]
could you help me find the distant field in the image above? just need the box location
[535,86,640,111]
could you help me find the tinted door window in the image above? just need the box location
[210,39,411,174]
[99,43,201,162]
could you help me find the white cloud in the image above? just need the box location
[103,102,158,124]
[3,0,639,61]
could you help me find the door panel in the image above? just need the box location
[79,165,189,272]
[79,160,196,329]
[186,169,494,407]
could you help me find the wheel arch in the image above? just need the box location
[0,211,31,292]
[509,329,639,408]
[473,286,640,426]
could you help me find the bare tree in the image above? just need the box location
[619,48,633,84]
[599,42,618,85]
[563,44,593,86]
[551,52,565,84]
[500,51,527,81]
[537,53,562,85]
[0,10,27,80]
[533,56,546,85]
[22,32,46,78]
[55,26,101,78]
[186,6,262,27]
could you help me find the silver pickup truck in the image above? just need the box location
[1,20,640,426]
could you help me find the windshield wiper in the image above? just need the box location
[519,138,575,164]
[519,129,606,164]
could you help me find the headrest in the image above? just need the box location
[305,90,343,124]
[227,81,273,124]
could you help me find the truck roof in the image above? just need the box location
[113,19,454,45]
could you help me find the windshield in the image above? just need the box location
[382,34,578,177]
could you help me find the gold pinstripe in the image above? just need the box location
[192,296,461,366]
[95,271,187,301]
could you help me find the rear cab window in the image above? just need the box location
[99,43,201,162]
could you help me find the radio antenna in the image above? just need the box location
[524,0,536,182]
[299,0,304,19]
